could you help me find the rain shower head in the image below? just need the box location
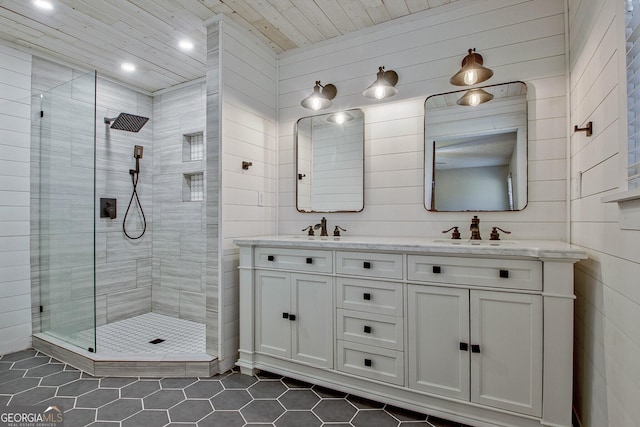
[104,113,149,132]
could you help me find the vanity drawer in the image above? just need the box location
[338,309,403,350]
[337,340,404,386]
[336,251,403,279]
[255,247,332,273]
[336,277,403,316]
[407,255,542,291]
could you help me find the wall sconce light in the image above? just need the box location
[362,66,398,100]
[456,88,494,107]
[301,81,337,110]
[326,111,353,124]
[450,48,494,86]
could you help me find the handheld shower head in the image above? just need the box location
[131,145,144,175]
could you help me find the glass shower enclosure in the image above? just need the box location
[35,71,96,352]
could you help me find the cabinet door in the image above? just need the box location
[291,273,334,368]
[470,291,542,416]
[408,285,470,400]
[255,270,291,358]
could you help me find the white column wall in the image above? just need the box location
[0,41,32,354]
[569,0,640,426]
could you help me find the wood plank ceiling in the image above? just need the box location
[0,0,457,93]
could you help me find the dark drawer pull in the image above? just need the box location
[282,312,289,319]
[471,344,481,353]
[306,257,313,264]
[289,314,296,321]
[499,269,509,278]
[433,266,441,274]
[363,325,372,334]
[459,342,468,351]
[363,261,371,269]
[267,255,275,261]
[363,293,371,300]
[364,358,372,367]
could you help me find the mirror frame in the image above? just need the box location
[295,108,365,213]
[423,81,528,212]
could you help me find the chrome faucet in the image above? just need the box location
[470,215,481,240]
[314,217,328,236]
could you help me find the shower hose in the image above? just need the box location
[123,170,147,239]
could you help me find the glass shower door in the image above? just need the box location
[37,71,96,352]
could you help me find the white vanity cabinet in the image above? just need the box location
[252,247,334,369]
[407,255,543,416]
[255,270,333,368]
[235,237,587,427]
[408,285,542,416]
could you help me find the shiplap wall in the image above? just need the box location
[217,17,278,370]
[278,0,567,239]
[569,0,640,426]
[0,41,31,354]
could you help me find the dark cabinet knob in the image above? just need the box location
[282,312,289,319]
[267,255,275,261]
[459,342,468,351]
[433,266,441,274]
[363,261,371,269]
[499,269,509,278]
[363,325,372,334]
[364,358,372,367]
[471,344,481,353]
[363,293,371,300]
[306,257,313,264]
[289,314,296,321]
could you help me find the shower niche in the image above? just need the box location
[183,172,205,202]
[182,131,205,202]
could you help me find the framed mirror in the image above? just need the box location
[296,109,364,212]
[424,81,528,211]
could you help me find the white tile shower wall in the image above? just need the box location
[0,41,32,355]
[96,76,153,325]
[151,81,206,324]
[205,21,221,359]
[569,0,640,426]
[277,0,568,240]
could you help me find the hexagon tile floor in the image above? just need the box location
[0,349,472,427]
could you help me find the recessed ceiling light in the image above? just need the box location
[179,39,194,51]
[34,0,54,11]
[121,62,136,72]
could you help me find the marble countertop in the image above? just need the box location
[233,235,588,261]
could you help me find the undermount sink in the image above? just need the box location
[434,239,518,246]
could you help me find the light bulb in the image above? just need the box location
[463,69,478,85]
[374,85,386,100]
[469,92,480,107]
[335,113,346,124]
[310,97,322,110]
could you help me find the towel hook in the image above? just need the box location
[574,121,592,137]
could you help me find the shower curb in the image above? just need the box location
[32,334,219,377]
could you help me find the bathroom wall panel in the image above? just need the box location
[214,16,278,368]
[0,40,31,354]
[277,0,566,240]
[569,0,640,425]
[151,81,206,324]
